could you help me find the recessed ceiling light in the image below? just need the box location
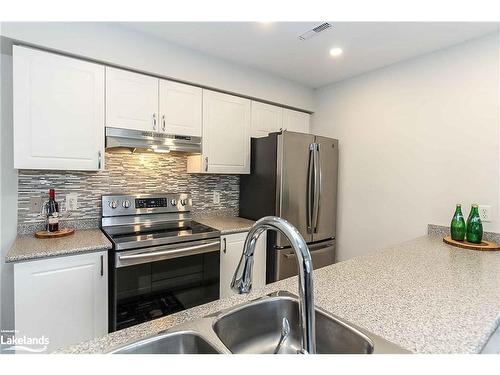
[329,47,343,57]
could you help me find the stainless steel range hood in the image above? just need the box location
[106,127,202,154]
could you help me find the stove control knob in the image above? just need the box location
[171,199,177,206]
[180,199,187,206]
[109,201,118,209]
[122,200,131,209]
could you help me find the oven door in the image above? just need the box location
[110,239,220,332]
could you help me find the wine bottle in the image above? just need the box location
[45,188,60,232]
[466,204,483,244]
[450,204,466,241]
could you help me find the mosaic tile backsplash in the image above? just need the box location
[17,151,239,233]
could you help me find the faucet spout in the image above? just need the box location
[230,216,316,354]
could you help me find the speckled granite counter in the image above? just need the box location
[59,234,500,354]
[5,229,112,263]
[196,216,255,234]
[428,223,500,243]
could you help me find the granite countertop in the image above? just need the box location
[60,234,500,354]
[8,216,251,262]
[196,216,255,234]
[5,229,112,263]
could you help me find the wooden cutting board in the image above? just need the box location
[443,236,500,251]
[35,228,75,239]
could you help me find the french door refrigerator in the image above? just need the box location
[240,130,338,283]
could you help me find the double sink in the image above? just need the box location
[109,291,409,354]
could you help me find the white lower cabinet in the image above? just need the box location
[219,232,266,299]
[14,251,108,353]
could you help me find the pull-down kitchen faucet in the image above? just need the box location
[231,216,316,354]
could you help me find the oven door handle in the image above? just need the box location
[116,240,220,267]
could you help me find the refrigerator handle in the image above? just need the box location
[312,143,321,233]
[307,143,315,234]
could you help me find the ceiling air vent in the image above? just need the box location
[298,22,333,41]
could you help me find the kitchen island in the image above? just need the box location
[59,231,500,354]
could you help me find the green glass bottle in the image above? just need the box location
[450,204,466,241]
[466,204,483,244]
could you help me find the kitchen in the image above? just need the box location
[1,3,500,373]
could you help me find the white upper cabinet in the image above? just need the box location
[250,101,283,138]
[188,90,251,174]
[282,108,310,133]
[13,46,105,171]
[13,46,309,174]
[159,80,202,137]
[106,69,202,137]
[105,67,159,132]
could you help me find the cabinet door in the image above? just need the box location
[105,67,159,132]
[202,90,251,174]
[220,232,266,299]
[14,251,108,353]
[159,80,202,137]
[282,108,310,133]
[251,101,283,138]
[13,46,105,171]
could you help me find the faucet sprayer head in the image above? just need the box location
[230,253,254,294]
[231,234,259,294]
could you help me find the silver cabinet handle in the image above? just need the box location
[223,238,227,254]
[100,255,104,277]
[162,114,166,132]
[204,157,209,172]
[152,113,157,131]
[98,150,102,169]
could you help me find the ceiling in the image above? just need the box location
[118,22,499,88]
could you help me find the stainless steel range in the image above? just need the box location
[101,193,220,332]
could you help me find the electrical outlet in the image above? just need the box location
[213,191,220,204]
[29,196,43,213]
[66,193,78,211]
[478,205,491,222]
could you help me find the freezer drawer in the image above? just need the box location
[275,240,335,281]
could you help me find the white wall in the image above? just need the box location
[312,32,500,261]
[0,51,17,334]
[0,22,314,111]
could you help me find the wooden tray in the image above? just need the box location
[443,236,500,251]
[35,228,75,239]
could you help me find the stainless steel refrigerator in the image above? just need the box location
[240,130,338,283]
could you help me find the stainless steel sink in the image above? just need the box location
[212,295,373,354]
[109,331,220,354]
[108,291,409,354]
